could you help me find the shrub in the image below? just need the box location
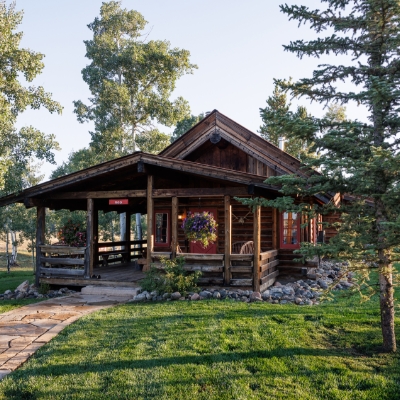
[140,256,201,295]
[57,220,86,247]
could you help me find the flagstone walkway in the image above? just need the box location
[0,292,135,380]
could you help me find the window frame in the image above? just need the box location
[280,211,301,249]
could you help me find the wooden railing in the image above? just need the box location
[259,250,279,291]
[149,250,280,289]
[230,254,253,287]
[39,245,86,277]
[96,239,147,266]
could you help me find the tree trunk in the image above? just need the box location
[6,229,9,273]
[111,217,115,251]
[120,212,126,249]
[379,262,396,352]
[135,213,142,240]
[11,230,18,265]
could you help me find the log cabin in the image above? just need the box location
[0,110,332,292]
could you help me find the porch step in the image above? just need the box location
[81,285,141,298]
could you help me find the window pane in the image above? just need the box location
[156,213,168,243]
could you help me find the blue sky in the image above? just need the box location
[11,0,367,178]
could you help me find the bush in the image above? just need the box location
[140,256,201,295]
[57,220,86,247]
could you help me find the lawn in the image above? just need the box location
[0,290,399,399]
[0,250,40,313]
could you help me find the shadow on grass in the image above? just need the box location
[11,347,366,378]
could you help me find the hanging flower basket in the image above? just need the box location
[182,212,218,248]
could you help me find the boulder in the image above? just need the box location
[16,280,30,292]
[282,286,295,296]
[199,290,212,299]
[250,292,262,302]
[317,279,329,290]
[132,293,147,302]
[171,292,181,300]
[213,291,221,299]
[261,290,271,300]
[190,293,200,301]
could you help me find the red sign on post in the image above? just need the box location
[109,199,129,205]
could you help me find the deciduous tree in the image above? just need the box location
[73,1,196,158]
[0,2,61,195]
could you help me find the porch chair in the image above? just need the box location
[232,241,254,254]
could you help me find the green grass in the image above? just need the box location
[0,251,40,312]
[0,292,399,399]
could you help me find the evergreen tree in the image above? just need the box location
[259,80,314,159]
[243,0,400,352]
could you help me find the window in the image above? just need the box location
[280,211,300,249]
[154,210,170,247]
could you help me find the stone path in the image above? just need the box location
[0,290,137,380]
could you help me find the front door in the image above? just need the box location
[188,208,217,254]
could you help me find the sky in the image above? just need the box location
[10,0,368,179]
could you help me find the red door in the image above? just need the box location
[280,211,301,249]
[188,208,217,254]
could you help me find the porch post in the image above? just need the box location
[272,208,278,249]
[146,175,154,271]
[93,205,98,270]
[224,195,232,285]
[171,196,178,258]
[85,198,95,278]
[253,205,261,292]
[125,211,131,262]
[35,206,45,287]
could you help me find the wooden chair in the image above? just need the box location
[239,241,254,254]
[232,241,247,254]
[232,241,254,254]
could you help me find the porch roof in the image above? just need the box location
[0,152,284,208]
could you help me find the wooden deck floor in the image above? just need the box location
[40,263,145,288]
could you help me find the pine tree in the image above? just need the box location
[259,80,313,160]
[245,0,400,352]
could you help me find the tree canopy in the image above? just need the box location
[171,113,204,143]
[73,1,196,161]
[242,0,400,352]
[0,2,61,195]
[259,81,346,160]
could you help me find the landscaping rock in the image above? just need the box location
[213,291,221,299]
[191,293,200,301]
[199,290,212,299]
[16,280,30,292]
[132,293,147,302]
[250,292,262,302]
[171,292,181,300]
[317,279,329,290]
[261,290,270,300]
